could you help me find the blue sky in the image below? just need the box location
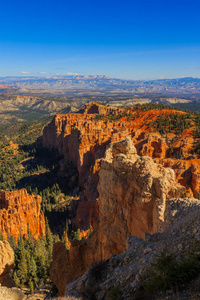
[0,0,200,79]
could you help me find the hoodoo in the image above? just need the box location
[0,189,45,240]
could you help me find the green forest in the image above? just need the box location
[0,118,82,293]
[149,112,192,135]
[1,223,60,292]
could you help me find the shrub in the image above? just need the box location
[107,286,123,300]
[143,248,200,293]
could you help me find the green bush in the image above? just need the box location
[107,286,123,300]
[143,248,200,292]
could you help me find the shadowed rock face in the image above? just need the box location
[0,240,15,287]
[0,189,45,241]
[42,103,200,229]
[50,138,186,295]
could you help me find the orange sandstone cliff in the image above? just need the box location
[0,189,45,240]
[50,138,186,295]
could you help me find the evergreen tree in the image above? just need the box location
[17,248,28,284]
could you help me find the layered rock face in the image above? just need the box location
[0,240,15,287]
[0,189,45,240]
[50,138,186,295]
[42,103,200,229]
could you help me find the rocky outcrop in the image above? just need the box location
[96,137,185,258]
[66,197,200,299]
[0,241,15,287]
[154,157,200,198]
[77,102,123,115]
[0,189,45,240]
[50,138,186,295]
[0,286,25,300]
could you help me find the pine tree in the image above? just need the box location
[45,219,53,264]
[34,237,48,280]
[17,248,28,284]
[26,226,35,253]
[28,278,34,292]
[28,254,37,285]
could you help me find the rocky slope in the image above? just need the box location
[0,189,45,240]
[0,94,75,114]
[66,197,200,299]
[0,93,78,125]
[50,138,187,295]
[42,102,200,229]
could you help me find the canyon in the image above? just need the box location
[1,101,200,298]
[42,103,200,296]
[50,137,186,295]
[42,102,200,230]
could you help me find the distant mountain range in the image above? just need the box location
[0,75,200,95]
[1,76,200,128]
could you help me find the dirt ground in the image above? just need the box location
[22,283,53,300]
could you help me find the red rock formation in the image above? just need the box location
[42,103,129,228]
[0,189,45,241]
[42,103,200,228]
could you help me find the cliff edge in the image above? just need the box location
[50,137,186,295]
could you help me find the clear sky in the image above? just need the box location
[0,0,200,80]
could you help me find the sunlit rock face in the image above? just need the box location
[50,138,185,295]
[0,189,45,241]
[0,240,15,287]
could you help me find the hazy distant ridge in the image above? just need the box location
[0,75,200,93]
